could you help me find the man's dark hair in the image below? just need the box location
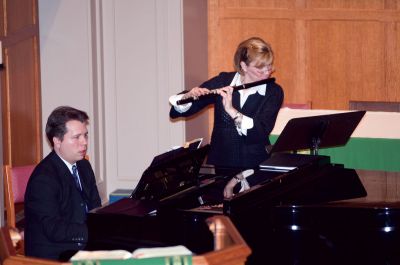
[46,106,89,147]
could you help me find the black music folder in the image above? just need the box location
[149,138,203,167]
[98,144,210,217]
[132,144,210,201]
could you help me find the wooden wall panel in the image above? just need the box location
[6,38,40,165]
[309,20,386,109]
[1,0,41,166]
[208,0,400,110]
[357,170,400,202]
[218,0,297,8]
[386,22,400,101]
[5,0,35,34]
[307,0,385,9]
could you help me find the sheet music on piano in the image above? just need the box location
[259,164,296,172]
[259,153,330,172]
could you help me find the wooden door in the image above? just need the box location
[0,0,42,166]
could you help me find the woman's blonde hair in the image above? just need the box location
[233,37,274,75]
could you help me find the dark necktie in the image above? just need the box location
[72,165,88,213]
[71,165,82,191]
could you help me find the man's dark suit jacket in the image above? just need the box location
[170,72,284,169]
[24,150,101,260]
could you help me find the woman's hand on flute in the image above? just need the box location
[182,87,210,100]
[180,86,236,118]
[218,86,237,117]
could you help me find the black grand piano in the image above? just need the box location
[87,111,400,265]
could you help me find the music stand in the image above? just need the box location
[131,144,210,201]
[270,110,366,155]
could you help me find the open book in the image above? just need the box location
[70,246,192,261]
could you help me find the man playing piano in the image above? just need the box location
[24,106,101,261]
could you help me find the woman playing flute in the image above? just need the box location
[169,37,284,169]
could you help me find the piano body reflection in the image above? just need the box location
[87,111,400,264]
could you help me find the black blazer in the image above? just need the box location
[24,151,101,260]
[170,72,284,168]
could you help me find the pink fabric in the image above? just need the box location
[11,165,35,203]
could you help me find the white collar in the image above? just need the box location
[56,152,75,173]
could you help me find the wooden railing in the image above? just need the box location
[1,216,250,265]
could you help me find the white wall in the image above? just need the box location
[183,0,210,144]
[39,0,185,202]
[39,0,94,147]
